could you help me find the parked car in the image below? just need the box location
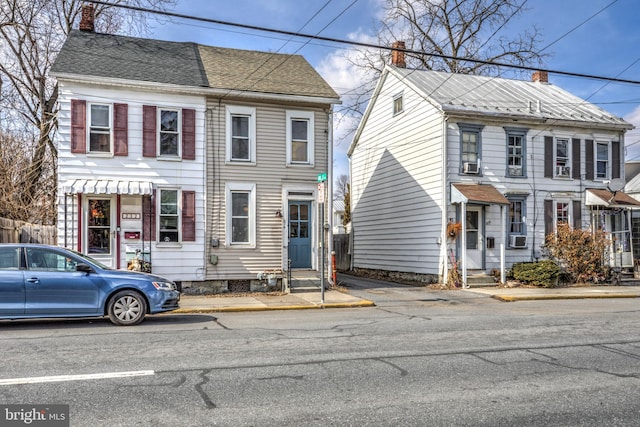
[0,244,180,326]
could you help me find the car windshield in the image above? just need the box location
[68,249,112,270]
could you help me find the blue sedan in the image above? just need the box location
[0,244,180,326]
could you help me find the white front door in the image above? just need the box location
[85,197,116,268]
[466,206,483,270]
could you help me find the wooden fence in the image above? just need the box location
[333,233,351,271]
[0,217,56,244]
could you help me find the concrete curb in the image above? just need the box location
[173,299,376,313]
[492,293,640,302]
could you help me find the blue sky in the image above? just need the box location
[147,0,640,182]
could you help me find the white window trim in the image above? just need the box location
[553,137,571,178]
[392,92,404,115]
[553,199,573,229]
[225,105,256,164]
[157,187,182,247]
[157,107,182,159]
[286,110,314,166]
[595,140,611,181]
[87,102,113,156]
[225,182,256,248]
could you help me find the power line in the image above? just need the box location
[88,0,640,86]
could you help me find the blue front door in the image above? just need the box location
[289,201,312,268]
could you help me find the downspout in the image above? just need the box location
[441,114,449,284]
[327,107,334,284]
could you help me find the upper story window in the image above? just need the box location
[555,138,571,178]
[458,123,483,174]
[504,127,528,177]
[393,93,403,115]
[596,141,610,180]
[89,103,111,153]
[159,109,180,157]
[225,105,256,164]
[286,110,314,166]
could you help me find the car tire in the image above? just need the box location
[107,290,147,326]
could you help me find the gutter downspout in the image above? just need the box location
[442,114,449,284]
[327,108,334,284]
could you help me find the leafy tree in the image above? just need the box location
[0,0,176,223]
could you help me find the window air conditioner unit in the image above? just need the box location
[556,165,570,177]
[508,166,522,176]
[463,162,479,174]
[510,235,527,248]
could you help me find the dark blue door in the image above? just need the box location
[289,201,312,268]
[0,246,25,315]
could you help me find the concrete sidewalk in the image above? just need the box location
[463,285,640,301]
[174,289,375,313]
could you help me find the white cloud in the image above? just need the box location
[624,106,640,161]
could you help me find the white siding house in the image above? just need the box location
[51,6,340,289]
[349,58,638,286]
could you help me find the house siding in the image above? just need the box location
[56,82,207,281]
[351,72,444,274]
[204,98,330,280]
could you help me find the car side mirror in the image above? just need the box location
[76,263,94,273]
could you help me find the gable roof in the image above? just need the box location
[392,66,631,127]
[51,30,339,102]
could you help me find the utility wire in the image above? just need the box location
[88,0,640,85]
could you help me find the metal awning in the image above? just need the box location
[585,188,640,208]
[451,183,510,205]
[62,179,153,195]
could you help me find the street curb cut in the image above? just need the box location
[492,294,640,302]
[172,300,376,313]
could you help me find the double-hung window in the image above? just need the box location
[596,141,610,180]
[556,201,571,226]
[159,109,180,157]
[226,183,256,247]
[286,110,314,166]
[226,106,256,163]
[393,93,403,115]
[159,189,179,243]
[458,123,483,174]
[555,138,571,177]
[505,127,527,177]
[509,197,526,235]
[89,103,111,153]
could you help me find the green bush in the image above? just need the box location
[511,260,561,288]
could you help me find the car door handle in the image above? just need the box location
[27,277,40,284]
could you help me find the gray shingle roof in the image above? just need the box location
[51,30,339,101]
[51,30,208,87]
[391,66,631,128]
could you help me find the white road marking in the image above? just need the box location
[0,370,154,386]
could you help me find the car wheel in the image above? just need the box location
[107,290,147,326]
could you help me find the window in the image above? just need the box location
[26,248,77,272]
[226,183,256,246]
[286,110,314,165]
[508,196,527,242]
[159,109,179,156]
[89,103,111,153]
[159,189,179,243]
[458,123,483,174]
[393,93,403,115]
[505,127,527,177]
[226,106,256,163]
[596,141,610,180]
[555,138,571,177]
[556,201,571,226]
[0,247,20,270]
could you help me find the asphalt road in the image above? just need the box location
[1,280,640,426]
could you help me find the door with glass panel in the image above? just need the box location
[86,197,115,267]
[465,206,483,270]
[288,201,312,268]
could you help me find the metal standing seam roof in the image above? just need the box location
[51,30,339,101]
[391,67,632,128]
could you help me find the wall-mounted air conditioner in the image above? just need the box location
[556,165,570,177]
[508,166,522,176]
[510,235,527,248]
[463,162,479,174]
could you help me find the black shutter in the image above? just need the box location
[143,105,156,157]
[585,139,594,180]
[612,140,621,179]
[572,138,581,179]
[544,199,553,239]
[113,103,128,156]
[71,99,86,153]
[572,200,582,229]
[544,136,553,178]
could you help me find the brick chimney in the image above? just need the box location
[79,4,95,32]
[391,41,406,68]
[532,70,548,83]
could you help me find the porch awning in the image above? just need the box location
[585,188,640,208]
[62,179,153,195]
[451,183,510,205]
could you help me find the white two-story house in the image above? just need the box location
[51,6,339,289]
[348,49,637,286]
